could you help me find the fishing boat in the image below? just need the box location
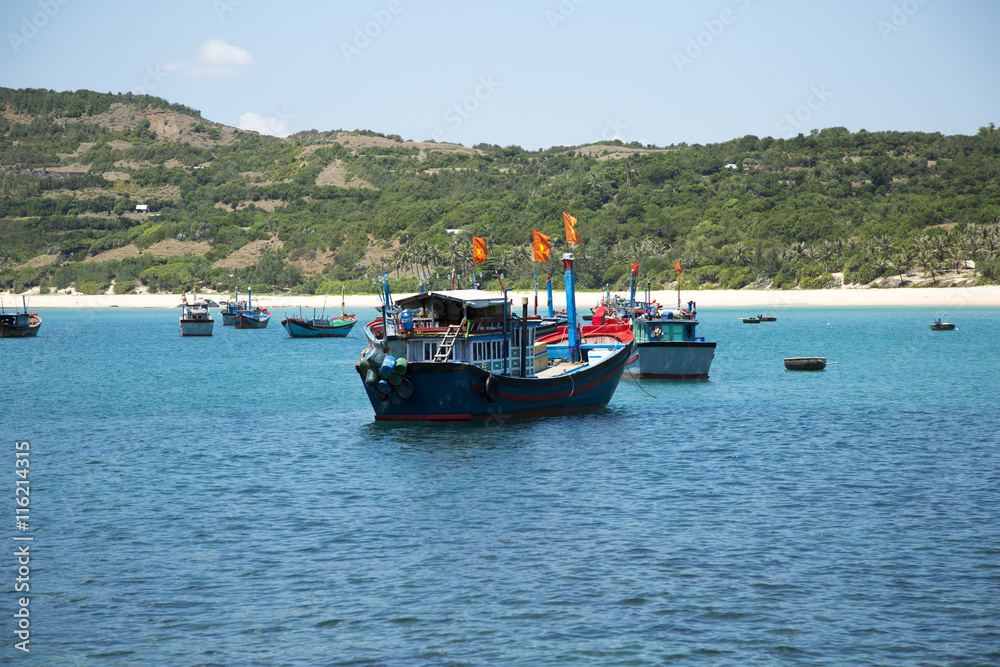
[784,357,827,371]
[281,289,357,338]
[581,274,716,379]
[760,309,777,322]
[219,288,246,326]
[0,297,41,338]
[356,254,635,421]
[931,317,955,331]
[743,315,762,324]
[179,295,214,336]
[232,289,270,329]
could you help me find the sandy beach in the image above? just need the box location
[4,286,1000,311]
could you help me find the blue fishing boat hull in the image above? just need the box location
[233,313,270,329]
[282,317,356,338]
[357,341,634,421]
[626,341,716,379]
[220,311,238,326]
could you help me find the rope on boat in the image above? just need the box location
[625,363,657,399]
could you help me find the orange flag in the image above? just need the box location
[563,212,582,244]
[533,229,551,262]
[473,236,487,264]
[631,263,639,277]
[674,261,682,275]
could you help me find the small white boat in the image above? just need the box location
[179,296,214,336]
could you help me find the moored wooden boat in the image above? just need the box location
[179,295,214,336]
[219,287,245,325]
[282,314,356,337]
[356,254,634,421]
[583,269,716,379]
[784,357,827,371]
[565,302,715,379]
[0,297,41,338]
[282,289,357,337]
[232,289,270,329]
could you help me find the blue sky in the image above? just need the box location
[2,0,998,148]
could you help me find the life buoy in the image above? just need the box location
[484,374,500,402]
[685,324,693,339]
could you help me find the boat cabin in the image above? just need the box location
[0,312,33,328]
[632,311,705,343]
[375,290,550,377]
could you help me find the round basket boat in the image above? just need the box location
[784,357,826,371]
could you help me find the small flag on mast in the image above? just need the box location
[533,230,551,262]
[563,212,582,244]
[473,237,487,264]
[631,263,639,277]
[674,261,682,275]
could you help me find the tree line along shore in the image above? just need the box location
[2,87,999,299]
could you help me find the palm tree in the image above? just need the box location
[889,249,912,285]
[918,249,939,284]
[611,245,630,266]
[730,241,748,266]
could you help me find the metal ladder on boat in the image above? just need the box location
[432,320,464,362]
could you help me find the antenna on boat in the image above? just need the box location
[629,264,638,314]
[533,268,538,316]
[546,275,553,318]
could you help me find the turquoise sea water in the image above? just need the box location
[2,305,998,665]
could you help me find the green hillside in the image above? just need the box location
[1,87,999,296]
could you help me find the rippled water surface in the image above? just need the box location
[3,305,998,665]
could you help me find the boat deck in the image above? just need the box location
[534,360,587,378]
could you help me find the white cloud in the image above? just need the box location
[239,112,291,138]
[164,39,257,76]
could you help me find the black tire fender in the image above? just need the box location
[484,374,500,403]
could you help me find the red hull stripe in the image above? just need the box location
[373,402,611,421]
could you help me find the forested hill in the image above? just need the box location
[1,87,999,296]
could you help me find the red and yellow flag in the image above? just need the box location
[533,229,551,262]
[674,261,682,275]
[563,211,582,244]
[473,236,487,264]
